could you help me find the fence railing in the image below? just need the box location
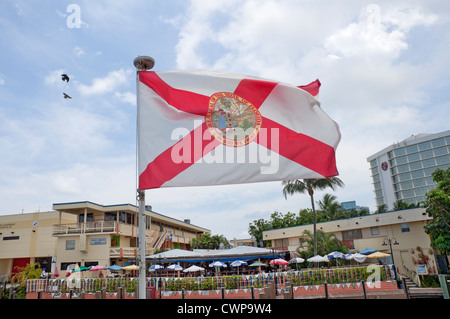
[403,265,421,287]
[26,265,396,294]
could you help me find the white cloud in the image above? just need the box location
[73,46,85,57]
[0,74,5,86]
[114,91,136,105]
[324,4,437,60]
[77,69,133,96]
[44,69,66,86]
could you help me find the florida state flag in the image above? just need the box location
[137,70,340,190]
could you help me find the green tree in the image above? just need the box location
[298,229,348,258]
[11,262,42,299]
[318,193,345,220]
[282,177,344,255]
[191,233,230,249]
[376,204,387,213]
[248,218,271,246]
[422,168,450,256]
[393,200,420,210]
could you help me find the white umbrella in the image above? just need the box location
[344,253,354,260]
[288,257,305,264]
[307,255,330,263]
[327,251,345,259]
[167,264,183,271]
[352,253,367,263]
[230,260,247,275]
[230,260,247,267]
[209,261,227,267]
[148,264,164,272]
[183,265,205,273]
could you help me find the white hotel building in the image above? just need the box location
[367,130,450,211]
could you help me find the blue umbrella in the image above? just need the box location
[148,264,164,272]
[167,264,183,271]
[209,261,227,267]
[230,260,247,267]
[105,265,122,271]
[327,251,345,259]
[360,248,378,255]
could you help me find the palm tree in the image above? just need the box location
[318,193,345,220]
[298,229,348,258]
[282,177,344,256]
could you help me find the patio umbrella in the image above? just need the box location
[288,257,304,270]
[352,253,368,263]
[288,257,305,264]
[209,261,227,267]
[183,265,205,273]
[327,251,345,259]
[148,264,164,272]
[270,258,289,266]
[167,264,183,271]
[249,261,267,267]
[230,260,247,275]
[366,251,391,258]
[105,265,122,271]
[123,264,139,271]
[230,260,247,267]
[167,264,183,277]
[360,248,378,255]
[344,253,354,260]
[72,266,91,273]
[307,255,330,263]
[89,265,106,271]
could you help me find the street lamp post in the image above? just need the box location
[382,238,399,282]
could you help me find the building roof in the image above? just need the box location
[147,246,281,263]
[52,201,210,234]
[262,207,430,241]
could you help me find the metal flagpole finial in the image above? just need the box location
[134,56,155,71]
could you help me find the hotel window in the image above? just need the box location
[78,213,93,223]
[419,141,432,151]
[400,223,410,233]
[407,153,420,162]
[105,212,117,221]
[409,161,422,171]
[370,227,379,236]
[396,156,408,165]
[434,147,448,156]
[119,211,126,223]
[342,229,363,240]
[394,148,406,157]
[432,138,445,148]
[406,145,418,154]
[421,150,434,159]
[423,158,436,168]
[66,240,75,250]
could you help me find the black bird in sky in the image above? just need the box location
[63,92,72,99]
[61,74,70,83]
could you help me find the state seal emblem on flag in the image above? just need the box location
[206,92,262,147]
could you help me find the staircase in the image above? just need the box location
[403,277,419,289]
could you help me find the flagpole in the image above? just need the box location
[134,55,155,299]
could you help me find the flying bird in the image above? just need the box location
[63,93,72,99]
[61,74,70,83]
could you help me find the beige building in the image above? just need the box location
[0,210,76,277]
[263,208,441,276]
[0,201,209,277]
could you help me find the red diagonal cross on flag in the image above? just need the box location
[137,70,340,190]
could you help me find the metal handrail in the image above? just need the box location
[403,265,421,287]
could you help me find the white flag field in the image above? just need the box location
[137,69,341,190]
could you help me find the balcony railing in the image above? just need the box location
[52,221,117,235]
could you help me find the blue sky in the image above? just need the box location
[1,0,449,240]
